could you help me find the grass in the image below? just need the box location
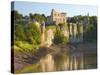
[45,25,56,32]
[13,41,38,53]
[15,63,41,73]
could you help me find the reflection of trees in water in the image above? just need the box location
[39,54,55,72]
[15,43,97,73]
[54,53,70,71]
[52,44,84,71]
[69,44,84,70]
[39,44,85,71]
[69,53,84,70]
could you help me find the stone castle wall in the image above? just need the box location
[46,9,67,25]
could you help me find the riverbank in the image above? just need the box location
[12,42,97,73]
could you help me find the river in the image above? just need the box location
[15,43,97,73]
[37,43,97,72]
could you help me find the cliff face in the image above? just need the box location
[40,23,83,46]
[69,23,83,43]
[57,23,83,43]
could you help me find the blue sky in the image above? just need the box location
[12,1,97,17]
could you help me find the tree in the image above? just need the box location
[54,29,68,44]
[90,16,97,25]
[83,16,97,42]
[29,13,34,20]
[12,10,23,24]
[15,24,26,41]
[25,23,41,45]
[29,13,46,23]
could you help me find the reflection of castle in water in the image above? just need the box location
[39,46,84,71]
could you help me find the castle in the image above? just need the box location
[41,9,90,44]
[46,9,67,25]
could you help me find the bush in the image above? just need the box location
[84,24,97,42]
[53,29,68,44]
[13,22,41,52]
[14,41,36,51]
[15,24,26,41]
[25,23,41,45]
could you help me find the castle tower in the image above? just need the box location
[51,9,67,25]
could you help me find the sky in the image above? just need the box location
[12,1,98,17]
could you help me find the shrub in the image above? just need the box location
[53,29,68,44]
[25,23,41,45]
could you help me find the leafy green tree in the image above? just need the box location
[83,16,97,42]
[84,24,97,42]
[12,10,23,24]
[90,16,97,25]
[15,24,26,41]
[25,23,41,45]
[58,23,65,30]
[54,29,68,44]
[29,13,46,23]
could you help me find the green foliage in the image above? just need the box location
[14,22,41,52]
[54,52,67,70]
[15,24,26,41]
[45,25,56,32]
[84,16,97,42]
[68,15,97,42]
[58,23,66,30]
[16,63,41,73]
[12,10,44,54]
[14,11,23,21]
[54,29,68,44]
[13,41,37,53]
[90,16,97,25]
[29,13,46,23]
[25,23,41,45]
[12,10,23,24]
[58,23,65,26]
[84,24,97,42]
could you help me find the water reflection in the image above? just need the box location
[39,45,85,71]
[16,44,97,73]
[40,54,55,72]
[14,43,97,73]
